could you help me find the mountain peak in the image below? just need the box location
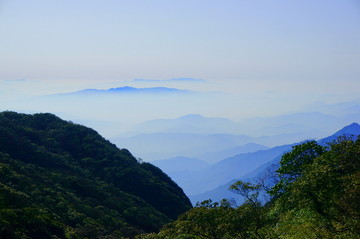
[65,86,192,95]
[318,122,360,145]
[334,122,360,136]
[179,114,205,120]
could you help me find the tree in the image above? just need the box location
[270,137,360,238]
[229,181,267,239]
[229,181,261,206]
[270,140,326,197]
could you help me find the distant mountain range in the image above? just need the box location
[187,122,360,204]
[238,112,342,137]
[112,111,360,162]
[112,132,255,161]
[132,78,206,83]
[129,113,331,136]
[132,114,240,134]
[196,143,269,163]
[62,86,193,95]
[170,144,293,196]
[141,121,360,205]
[303,100,360,116]
[152,156,209,173]
[111,130,332,162]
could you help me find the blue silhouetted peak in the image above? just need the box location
[318,122,360,145]
[74,86,192,95]
[333,122,360,137]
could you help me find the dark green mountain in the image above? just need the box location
[0,111,192,238]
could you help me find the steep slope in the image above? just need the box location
[152,156,209,173]
[196,143,269,163]
[0,111,192,238]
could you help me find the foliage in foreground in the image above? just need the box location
[137,138,360,239]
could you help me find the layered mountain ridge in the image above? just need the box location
[188,122,360,204]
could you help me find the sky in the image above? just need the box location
[0,0,360,132]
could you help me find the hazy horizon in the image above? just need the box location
[1,0,360,138]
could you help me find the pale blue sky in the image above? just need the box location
[1,0,360,129]
[1,0,359,93]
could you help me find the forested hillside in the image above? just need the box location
[137,138,360,239]
[0,111,192,238]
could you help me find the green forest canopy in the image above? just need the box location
[0,111,192,238]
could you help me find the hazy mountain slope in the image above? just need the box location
[170,145,292,195]
[318,122,360,145]
[254,123,325,137]
[239,110,360,138]
[303,100,360,116]
[132,114,240,134]
[109,111,358,162]
[238,112,341,137]
[111,132,253,162]
[151,156,209,173]
[112,131,314,162]
[132,78,206,83]
[61,86,193,95]
[189,157,282,205]
[148,144,268,178]
[241,112,336,129]
[190,122,360,205]
[196,143,269,163]
[0,111,192,238]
